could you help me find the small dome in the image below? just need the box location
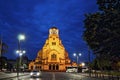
[51,26,58,29]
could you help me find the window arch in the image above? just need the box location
[51,54,57,59]
[52,42,56,45]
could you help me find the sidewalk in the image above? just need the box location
[75,72,120,80]
[0,72,29,80]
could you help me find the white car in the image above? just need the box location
[66,68,78,73]
[82,67,88,72]
[30,70,41,77]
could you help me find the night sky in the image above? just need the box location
[0,0,98,63]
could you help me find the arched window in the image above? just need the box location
[52,42,56,45]
[51,54,56,60]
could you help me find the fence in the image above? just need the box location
[89,72,120,80]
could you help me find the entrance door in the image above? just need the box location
[49,64,52,70]
[56,64,59,70]
[49,64,59,71]
[53,64,55,70]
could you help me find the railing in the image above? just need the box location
[87,71,120,80]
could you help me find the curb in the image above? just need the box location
[0,73,29,80]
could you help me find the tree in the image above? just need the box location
[0,39,8,57]
[0,57,7,71]
[83,0,120,70]
[0,39,8,71]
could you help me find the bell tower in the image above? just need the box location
[49,27,59,37]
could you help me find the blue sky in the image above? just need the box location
[0,0,98,63]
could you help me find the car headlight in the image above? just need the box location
[37,72,40,75]
[30,72,33,75]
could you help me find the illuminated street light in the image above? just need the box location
[16,50,19,54]
[73,53,81,57]
[18,34,25,41]
[73,53,82,72]
[81,62,85,67]
[16,50,26,56]
[17,34,25,77]
[23,50,26,54]
[73,53,76,56]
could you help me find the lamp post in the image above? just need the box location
[16,50,26,66]
[16,34,25,77]
[73,53,82,72]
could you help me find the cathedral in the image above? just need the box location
[29,27,72,71]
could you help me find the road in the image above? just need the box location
[0,72,103,80]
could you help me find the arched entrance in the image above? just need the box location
[53,64,55,70]
[49,64,59,71]
[49,64,52,70]
[56,64,59,70]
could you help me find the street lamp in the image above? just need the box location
[16,34,25,77]
[81,62,85,67]
[16,50,26,56]
[18,34,25,41]
[73,53,82,72]
[16,50,26,69]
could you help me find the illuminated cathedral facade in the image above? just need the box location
[29,27,72,71]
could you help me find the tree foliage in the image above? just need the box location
[83,0,120,68]
[0,39,8,57]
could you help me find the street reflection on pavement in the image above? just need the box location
[29,78,42,80]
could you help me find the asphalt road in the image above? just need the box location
[0,72,103,80]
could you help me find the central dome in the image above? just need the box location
[51,27,58,29]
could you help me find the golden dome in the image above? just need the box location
[51,27,58,29]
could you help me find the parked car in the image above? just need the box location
[30,70,42,77]
[82,67,88,72]
[66,66,78,73]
